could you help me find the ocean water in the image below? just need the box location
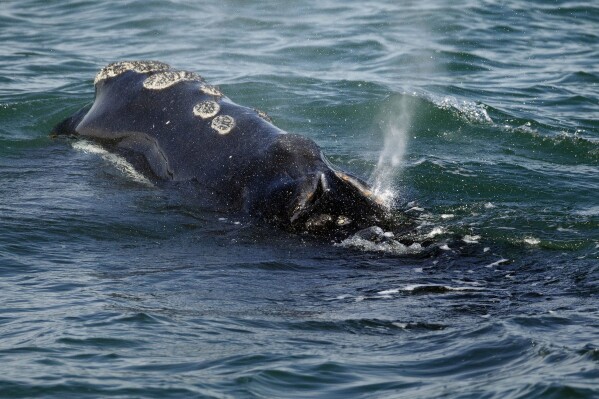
[1,0,598,397]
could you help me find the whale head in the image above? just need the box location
[246,134,388,234]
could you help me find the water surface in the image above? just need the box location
[1,1,598,397]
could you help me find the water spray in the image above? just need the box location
[370,93,414,206]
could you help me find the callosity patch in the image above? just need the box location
[94,61,171,85]
[211,115,235,135]
[143,70,203,90]
[193,101,221,119]
[200,85,223,97]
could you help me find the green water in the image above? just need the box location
[1,1,598,398]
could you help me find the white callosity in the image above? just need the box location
[200,85,223,97]
[193,101,221,119]
[211,115,236,135]
[255,109,272,122]
[94,61,171,85]
[143,70,203,90]
[96,61,235,135]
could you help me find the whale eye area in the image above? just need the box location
[211,115,235,135]
[94,61,171,85]
[193,101,220,119]
[143,70,203,90]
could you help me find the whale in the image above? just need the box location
[52,61,388,233]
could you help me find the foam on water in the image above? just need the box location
[336,226,424,255]
[576,206,599,216]
[435,96,493,124]
[462,235,481,244]
[485,258,510,268]
[379,284,486,295]
[523,236,540,245]
[71,140,153,186]
[426,227,446,238]
[341,284,489,302]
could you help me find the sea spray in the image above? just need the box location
[370,94,415,205]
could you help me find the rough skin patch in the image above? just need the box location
[193,101,220,119]
[211,115,235,135]
[200,85,223,97]
[143,70,203,90]
[94,61,170,85]
[255,109,273,122]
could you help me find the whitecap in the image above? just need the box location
[335,226,424,254]
[462,234,481,244]
[523,237,540,245]
[485,258,510,268]
[336,234,424,255]
[400,284,485,293]
[575,206,599,216]
[377,288,400,295]
[426,227,445,238]
[435,96,493,124]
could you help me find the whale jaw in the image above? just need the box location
[251,169,388,234]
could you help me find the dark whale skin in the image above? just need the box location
[53,61,388,233]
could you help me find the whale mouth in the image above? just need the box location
[289,170,388,233]
[290,172,329,223]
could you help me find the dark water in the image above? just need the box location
[1,0,598,397]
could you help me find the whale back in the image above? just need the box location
[77,63,288,188]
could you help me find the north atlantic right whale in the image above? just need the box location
[52,61,390,234]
